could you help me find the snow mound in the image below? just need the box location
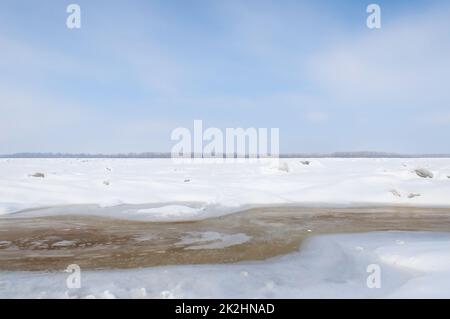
[1,158,450,220]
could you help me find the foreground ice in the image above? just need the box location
[1,158,450,220]
[1,231,449,299]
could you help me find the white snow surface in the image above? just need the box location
[1,158,450,220]
[1,231,450,299]
[1,159,450,298]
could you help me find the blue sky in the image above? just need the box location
[0,0,449,154]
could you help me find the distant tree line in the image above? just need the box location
[1,152,450,158]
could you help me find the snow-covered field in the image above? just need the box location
[1,231,450,299]
[1,158,450,298]
[1,158,450,219]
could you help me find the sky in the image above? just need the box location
[0,0,449,154]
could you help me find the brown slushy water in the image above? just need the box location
[1,206,449,271]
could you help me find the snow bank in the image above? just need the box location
[1,231,449,299]
[1,158,450,220]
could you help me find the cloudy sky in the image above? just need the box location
[0,0,449,154]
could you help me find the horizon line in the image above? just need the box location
[2,151,450,159]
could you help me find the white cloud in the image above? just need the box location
[308,5,450,109]
[415,112,450,126]
[306,111,329,124]
[0,82,175,153]
[0,84,85,152]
